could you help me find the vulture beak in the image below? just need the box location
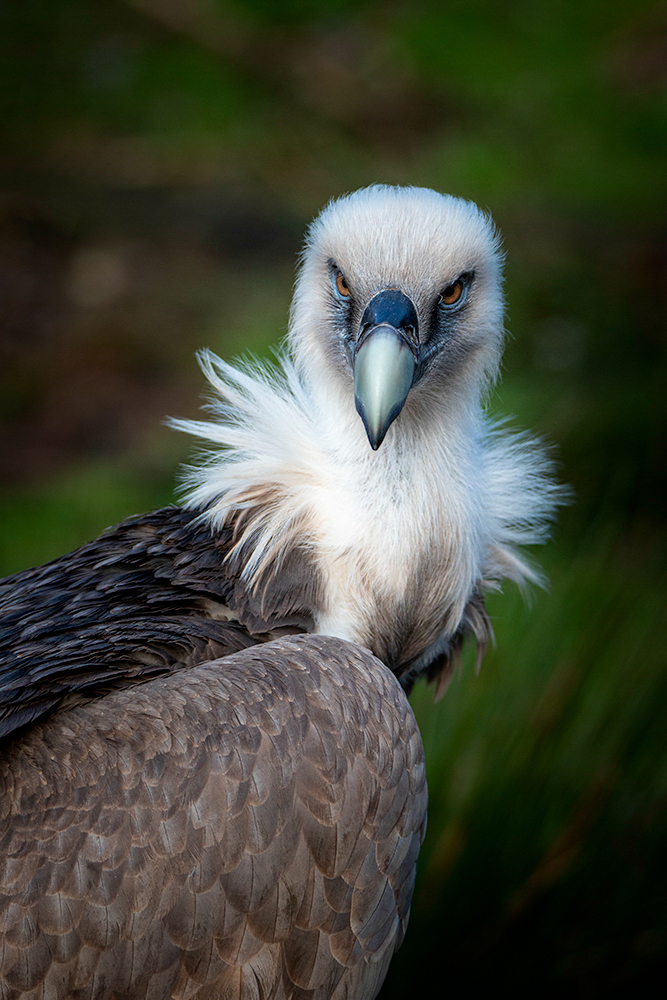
[353,289,419,450]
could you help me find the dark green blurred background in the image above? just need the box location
[1,0,666,994]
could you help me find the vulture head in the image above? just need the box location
[291,185,504,450]
[174,185,560,691]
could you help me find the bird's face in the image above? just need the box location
[290,185,505,448]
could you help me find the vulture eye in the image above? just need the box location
[440,280,463,306]
[335,272,351,298]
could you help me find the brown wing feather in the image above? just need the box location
[0,635,426,1000]
[0,506,319,742]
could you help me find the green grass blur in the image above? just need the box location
[1,1,665,994]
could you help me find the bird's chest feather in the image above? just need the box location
[307,458,482,674]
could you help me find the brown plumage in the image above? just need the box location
[0,511,427,1000]
[0,634,426,999]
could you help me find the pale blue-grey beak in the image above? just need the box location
[353,290,419,450]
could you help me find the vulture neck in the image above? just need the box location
[178,353,492,676]
[304,370,486,669]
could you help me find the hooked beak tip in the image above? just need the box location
[354,401,388,450]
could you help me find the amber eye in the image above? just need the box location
[441,280,463,306]
[335,272,351,298]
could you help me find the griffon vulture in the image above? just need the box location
[0,186,559,999]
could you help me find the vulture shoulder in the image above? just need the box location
[0,635,427,1000]
[0,506,315,741]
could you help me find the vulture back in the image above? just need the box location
[0,635,426,1000]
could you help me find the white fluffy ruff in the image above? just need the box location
[171,186,564,648]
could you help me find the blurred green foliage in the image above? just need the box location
[1,0,665,994]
